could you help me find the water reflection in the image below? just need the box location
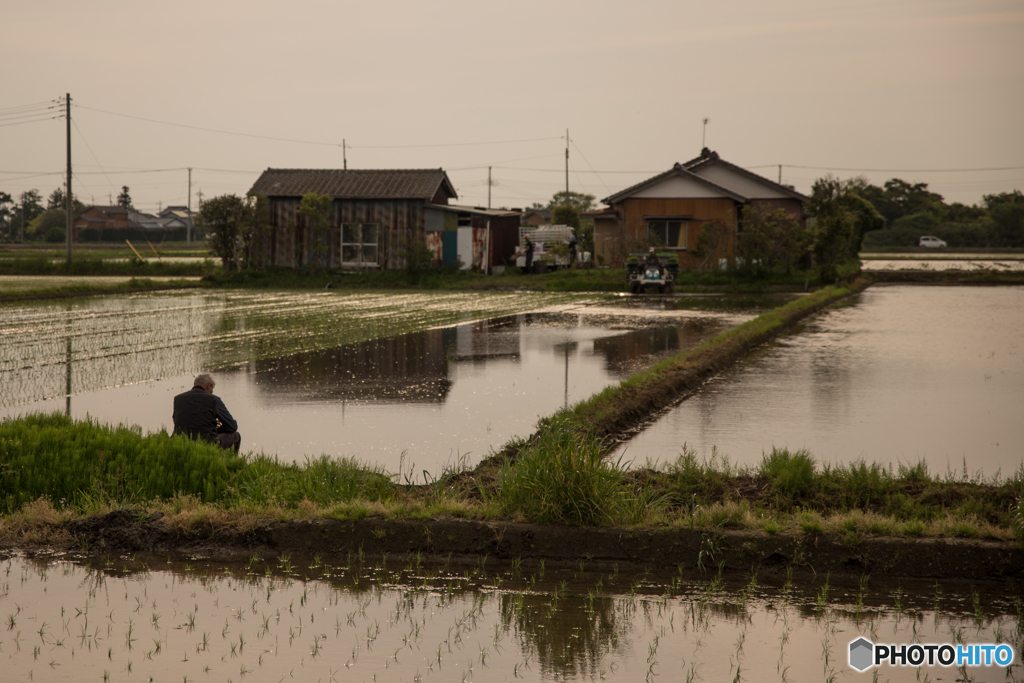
[4,299,748,476]
[619,286,1024,476]
[256,328,455,403]
[500,591,629,678]
[4,553,1020,683]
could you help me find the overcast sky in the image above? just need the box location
[3,0,1022,214]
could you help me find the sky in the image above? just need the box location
[3,0,1023,214]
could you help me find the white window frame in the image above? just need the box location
[341,223,379,266]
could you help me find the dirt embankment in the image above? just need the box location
[59,511,1023,583]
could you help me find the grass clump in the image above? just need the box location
[760,449,815,499]
[494,421,636,526]
[225,454,393,508]
[0,413,244,511]
[0,414,396,513]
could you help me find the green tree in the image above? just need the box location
[240,193,271,270]
[808,176,862,280]
[298,192,333,269]
[0,191,12,237]
[692,219,733,271]
[550,203,581,229]
[27,208,68,241]
[46,187,86,219]
[116,185,133,209]
[546,191,595,213]
[737,206,810,274]
[198,194,247,274]
[11,190,44,240]
[984,190,1024,247]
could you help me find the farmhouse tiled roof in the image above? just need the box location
[683,148,808,201]
[250,168,457,201]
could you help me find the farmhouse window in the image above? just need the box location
[342,223,378,265]
[647,219,686,249]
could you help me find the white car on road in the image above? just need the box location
[919,236,947,248]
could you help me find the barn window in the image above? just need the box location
[647,219,687,249]
[342,223,378,265]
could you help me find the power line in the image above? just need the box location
[0,99,60,114]
[0,116,60,128]
[352,136,562,149]
[74,102,563,151]
[748,164,1024,173]
[72,119,118,195]
[75,103,345,148]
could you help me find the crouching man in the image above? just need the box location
[172,373,241,452]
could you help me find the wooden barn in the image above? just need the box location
[594,149,808,267]
[248,168,520,271]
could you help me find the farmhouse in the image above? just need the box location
[592,148,808,267]
[248,168,520,271]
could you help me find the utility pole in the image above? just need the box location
[187,168,192,244]
[343,139,347,170]
[702,118,709,149]
[488,166,491,210]
[20,196,24,243]
[564,128,569,201]
[65,93,72,264]
[778,165,782,184]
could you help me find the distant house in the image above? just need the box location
[72,205,140,238]
[594,149,808,267]
[156,206,195,231]
[520,208,552,227]
[248,168,520,271]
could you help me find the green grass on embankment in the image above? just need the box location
[206,260,862,293]
[3,279,1021,546]
[2,414,1021,544]
[0,277,202,302]
[0,255,212,277]
[536,279,871,441]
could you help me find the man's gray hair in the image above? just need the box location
[193,373,215,389]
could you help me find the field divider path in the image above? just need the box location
[482,278,873,469]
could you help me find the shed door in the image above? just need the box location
[442,231,458,266]
[457,227,472,270]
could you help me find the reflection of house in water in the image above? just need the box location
[453,317,520,361]
[253,318,522,403]
[591,325,704,376]
[255,330,452,403]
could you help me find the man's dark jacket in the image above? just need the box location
[172,386,237,442]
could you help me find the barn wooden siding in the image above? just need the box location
[614,197,739,268]
[268,198,427,269]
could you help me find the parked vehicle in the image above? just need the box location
[919,236,947,248]
[626,253,679,293]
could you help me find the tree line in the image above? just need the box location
[0,185,135,242]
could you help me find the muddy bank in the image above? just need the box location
[58,512,1022,584]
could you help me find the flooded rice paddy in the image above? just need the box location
[1,290,769,478]
[617,286,1024,478]
[859,254,1024,272]
[2,553,1020,683]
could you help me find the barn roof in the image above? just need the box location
[249,168,457,201]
